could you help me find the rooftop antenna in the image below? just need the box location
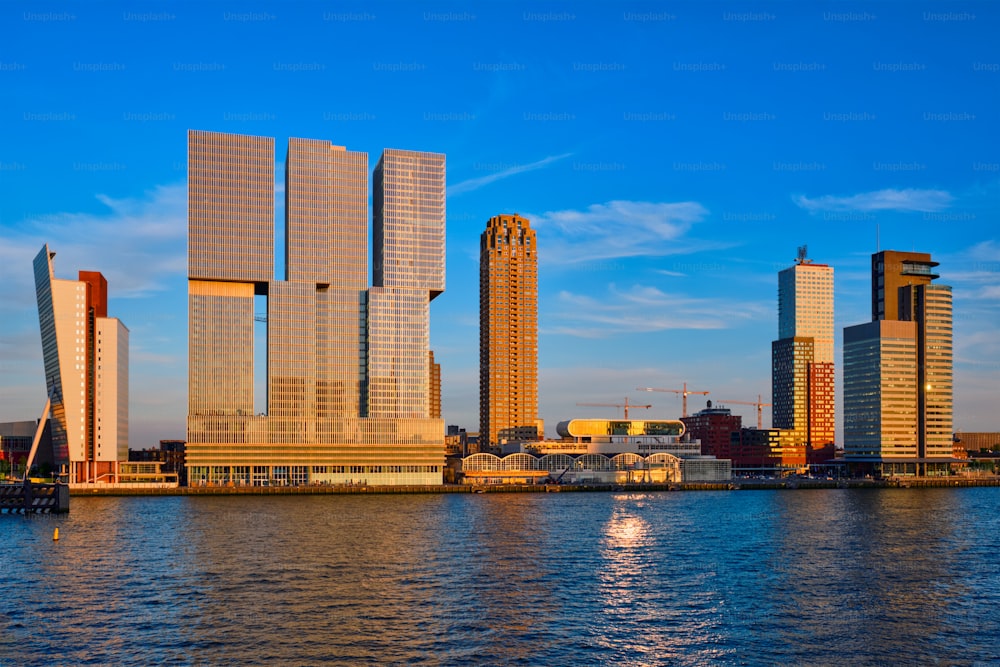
[796,244,809,264]
[876,223,880,252]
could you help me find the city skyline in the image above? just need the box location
[1,3,998,446]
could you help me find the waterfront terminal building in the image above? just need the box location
[459,419,731,484]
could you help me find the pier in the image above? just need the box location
[0,481,71,513]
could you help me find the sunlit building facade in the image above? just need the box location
[682,404,742,460]
[843,251,953,475]
[368,149,446,420]
[772,255,835,462]
[33,245,129,484]
[186,131,444,486]
[460,417,731,483]
[480,214,540,450]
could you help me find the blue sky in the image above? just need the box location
[1,1,998,446]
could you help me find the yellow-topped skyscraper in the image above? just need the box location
[771,247,835,463]
[480,214,541,451]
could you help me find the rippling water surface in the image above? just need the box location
[3,488,999,665]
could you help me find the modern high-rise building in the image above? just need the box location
[771,250,835,462]
[479,214,540,450]
[843,250,953,475]
[33,245,129,484]
[369,149,446,420]
[186,130,445,486]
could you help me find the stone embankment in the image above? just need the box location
[71,476,1000,497]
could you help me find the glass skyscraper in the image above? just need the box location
[186,131,444,486]
[369,149,445,420]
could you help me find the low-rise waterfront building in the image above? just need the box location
[954,432,1000,454]
[730,428,807,475]
[130,440,187,486]
[1,420,53,476]
[682,403,742,460]
[459,418,730,483]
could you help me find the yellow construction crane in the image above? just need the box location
[716,394,772,429]
[636,382,709,417]
[576,397,652,420]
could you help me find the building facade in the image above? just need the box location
[954,432,1000,453]
[186,131,445,486]
[843,251,953,475]
[681,403,742,461]
[33,245,129,484]
[772,253,835,463]
[480,214,540,450]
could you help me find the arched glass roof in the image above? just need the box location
[538,454,575,471]
[463,453,502,471]
[501,453,540,471]
[611,453,644,470]
[577,454,612,471]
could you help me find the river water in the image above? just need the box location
[2,488,999,665]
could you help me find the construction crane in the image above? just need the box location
[636,382,709,418]
[716,394,772,429]
[576,397,652,420]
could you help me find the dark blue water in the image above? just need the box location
[2,489,999,665]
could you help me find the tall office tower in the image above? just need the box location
[282,138,368,430]
[187,131,272,458]
[33,245,129,484]
[369,149,445,419]
[843,250,953,476]
[771,250,835,462]
[479,214,539,450]
[186,131,444,486]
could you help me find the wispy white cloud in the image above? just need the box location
[794,188,954,213]
[527,199,727,265]
[942,240,1000,302]
[448,153,572,196]
[975,285,1000,300]
[544,283,770,338]
[0,184,187,302]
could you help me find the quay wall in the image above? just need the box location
[70,477,1000,497]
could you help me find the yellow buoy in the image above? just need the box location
[53,528,59,541]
